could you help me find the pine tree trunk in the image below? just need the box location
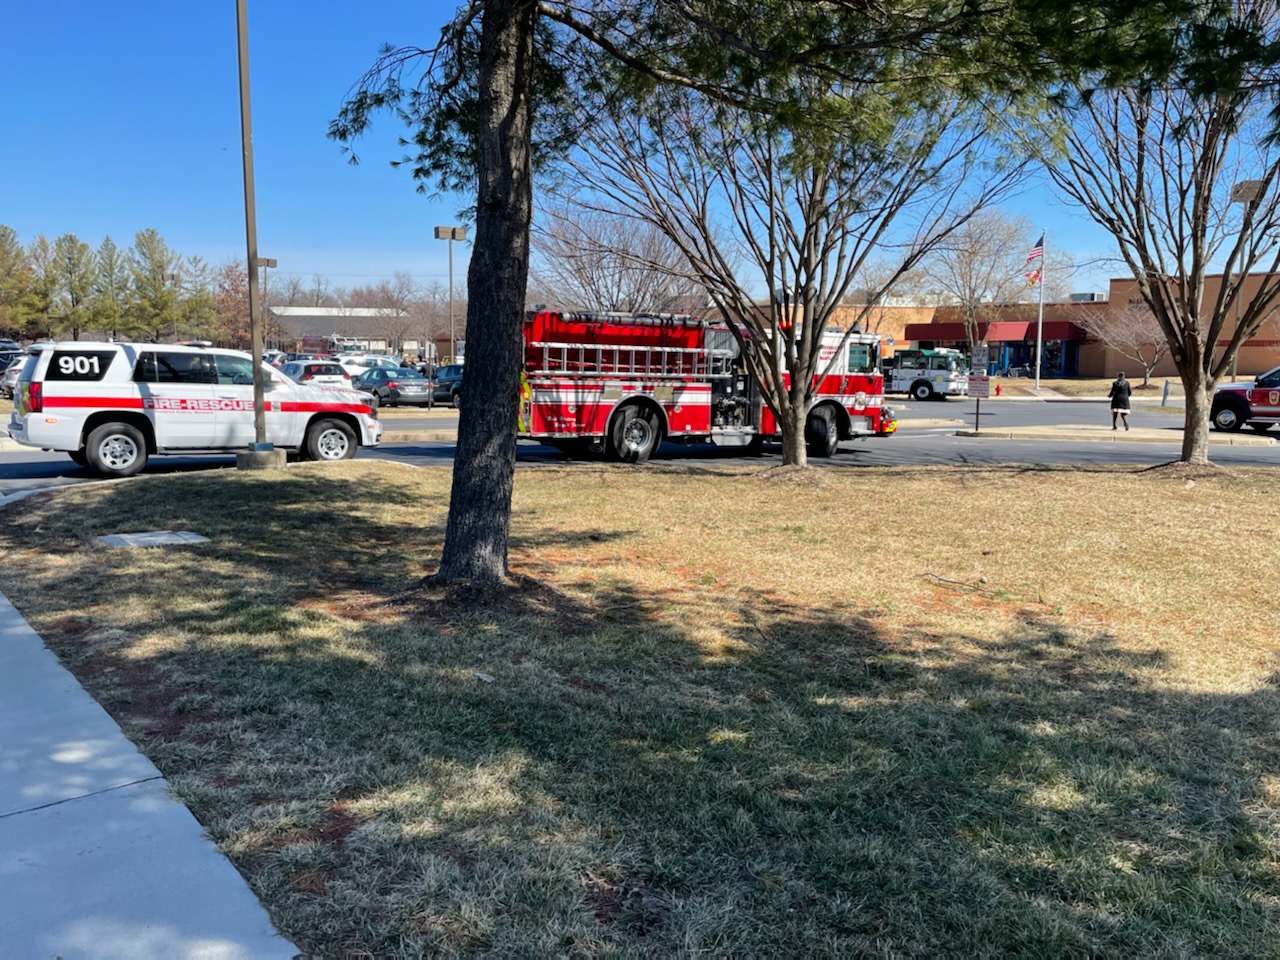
[1180,370,1213,465]
[432,0,536,584]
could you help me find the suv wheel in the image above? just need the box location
[85,422,147,478]
[306,418,357,461]
[451,390,461,409]
[1211,400,1246,432]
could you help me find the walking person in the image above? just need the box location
[1109,372,1132,431]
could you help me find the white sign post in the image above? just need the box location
[969,343,991,432]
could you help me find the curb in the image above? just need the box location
[4,428,1274,453]
[955,429,1276,446]
[379,430,458,444]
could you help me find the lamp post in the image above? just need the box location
[434,226,466,362]
[257,257,277,351]
[236,0,271,455]
[1229,180,1265,382]
[164,271,179,341]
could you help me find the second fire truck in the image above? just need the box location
[518,310,895,462]
[882,347,970,400]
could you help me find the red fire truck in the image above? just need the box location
[518,310,896,462]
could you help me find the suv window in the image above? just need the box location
[306,363,344,376]
[134,351,217,384]
[213,354,257,385]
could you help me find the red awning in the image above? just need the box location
[1038,321,1087,340]
[985,321,1032,341]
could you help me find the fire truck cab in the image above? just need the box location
[519,311,893,462]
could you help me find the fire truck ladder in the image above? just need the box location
[528,341,737,379]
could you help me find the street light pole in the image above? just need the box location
[434,226,466,362]
[1229,179,1265,382]
[164,271,178,341]
[258,257,277,351]
[236,0,269,450]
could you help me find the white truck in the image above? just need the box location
[883,347,969,400]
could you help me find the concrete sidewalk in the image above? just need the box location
[0,591,297,959]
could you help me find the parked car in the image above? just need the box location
[337,355,401,380]
[279,360,352,387]
[1210,364,1280,432]
[353,367,435,407]
[1,355,27,399]
[0,352,23,379]
[432,364,464,407]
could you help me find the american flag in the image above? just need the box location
[1026,234,1044,263]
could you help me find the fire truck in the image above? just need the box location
[883,347,969,400]
[518,310,895,462]
[300,334,365,356]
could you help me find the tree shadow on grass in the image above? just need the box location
[2,473,1278,955]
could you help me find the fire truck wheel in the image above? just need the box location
[911,381,934,401]
[306,418,357,461]
[611,404,660,463]
[805,408,839,458]
[85,422,148,478]
[746,434,766,456]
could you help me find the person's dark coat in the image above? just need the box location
[1108,377,1132,411]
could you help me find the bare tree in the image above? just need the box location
[308,273,336,307]
[843,261,930,335]
[276,274,307,307]
[346,271,420,353]
[559,88,1025,465]
[921,210,1037,349]
[1078,301,1169,387]
[1031,3,1280,463]
[531,203,707,311]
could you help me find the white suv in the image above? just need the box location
[8,342,381,477]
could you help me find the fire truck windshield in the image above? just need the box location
[847,342,876,373]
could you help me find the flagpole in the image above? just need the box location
[1033,230,1046,390]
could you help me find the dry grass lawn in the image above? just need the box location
[0,460,1277,955]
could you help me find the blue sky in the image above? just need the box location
[2,1,1121,296]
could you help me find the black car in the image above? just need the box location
[352,367,435,408]
[432,364,464,407]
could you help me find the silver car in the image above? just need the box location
[1,355,26,400]
[279,360,352,387]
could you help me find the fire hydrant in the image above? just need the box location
[995,383,1003,397]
